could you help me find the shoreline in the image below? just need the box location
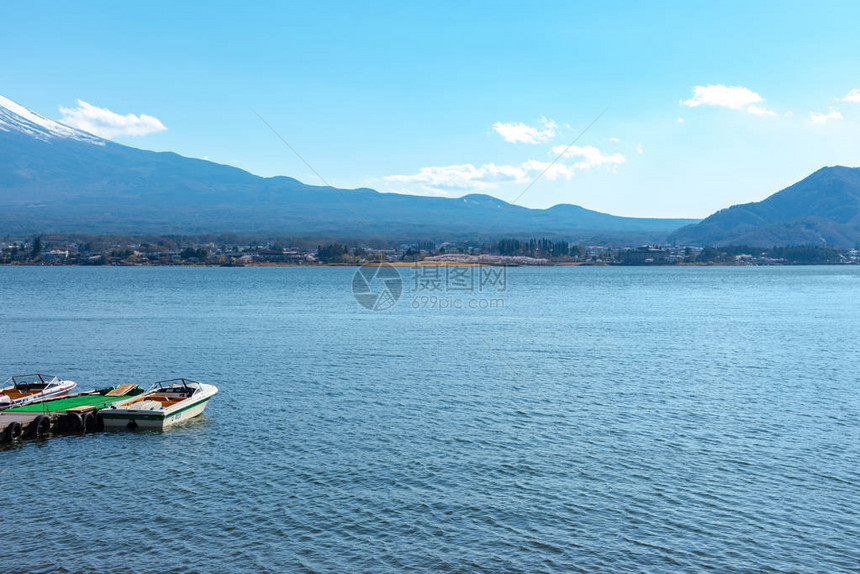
[0,261,854,268]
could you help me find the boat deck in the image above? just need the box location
[120,394,187,408]
[1,388,46,401]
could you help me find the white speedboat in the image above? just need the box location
[100,378,217,429]
[0,374,77,410]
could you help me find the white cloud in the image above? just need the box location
[609,136,620,142]
[677,117,684,124]
[384,143,626,196]
[58,99,166,138]
[747,105,778,117]
[550,144,626,170]
[492,116,557,144]
[840,89,860,103]
[809,107,843,125]
[681,84,761,109]
[520,160,576,180]
[681,84,776,116]
[636,143,644,155]
[384,163,529,192]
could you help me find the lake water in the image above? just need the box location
[1,265,858,572]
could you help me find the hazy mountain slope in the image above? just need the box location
[0,95,697,239]
[669,167,860,248]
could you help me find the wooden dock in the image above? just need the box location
[0,386,139,443]
[0,412,55,441]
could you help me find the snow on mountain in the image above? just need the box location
[0,95,104,145]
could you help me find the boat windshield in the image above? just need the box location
[2,374,59,390]
[149,378,201,397]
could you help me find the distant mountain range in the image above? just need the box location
[669,166,860,249]
[0,95,696,242]
[4,94,859,248]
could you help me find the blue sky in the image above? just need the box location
[2,1,860,218]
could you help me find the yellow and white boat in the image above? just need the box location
[100,378,217,429]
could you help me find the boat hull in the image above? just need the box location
[100,396,212,429]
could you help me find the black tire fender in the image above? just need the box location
[82,412,95,434]
[5,421,22,442]
[64,412,83,434]
[28,415,51,438]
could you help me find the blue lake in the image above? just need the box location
[1,265,858,572]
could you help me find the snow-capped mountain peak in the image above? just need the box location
[0,94,104,145]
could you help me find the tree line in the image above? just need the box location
[493,238,582,259]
